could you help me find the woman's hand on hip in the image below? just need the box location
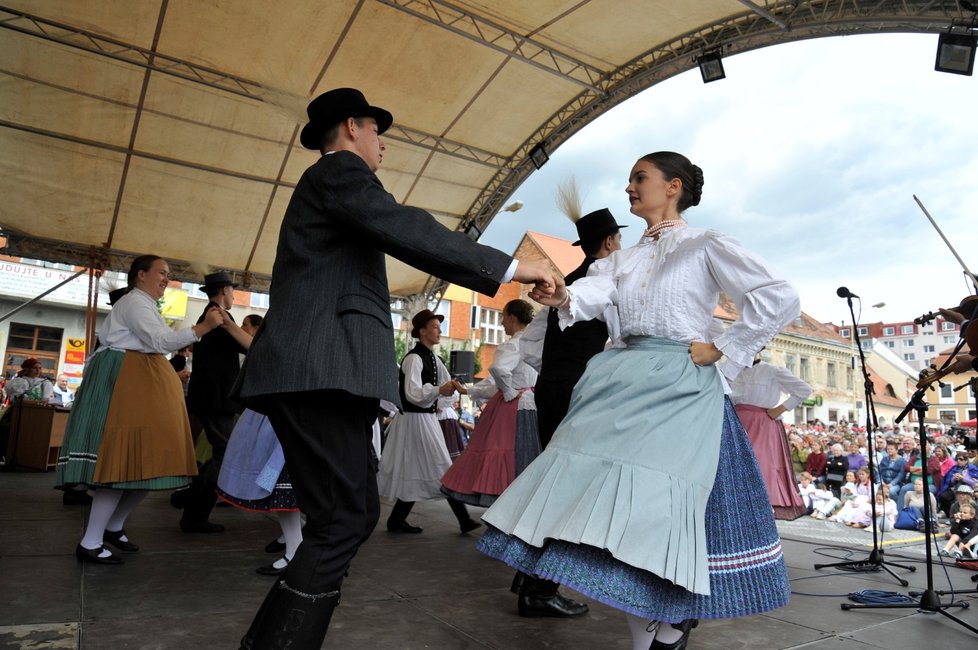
[688,341,722,366]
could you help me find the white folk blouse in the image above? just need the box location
[560,226,800,381]
[729,361,812,411]
[100,288,199,354]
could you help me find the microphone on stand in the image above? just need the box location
[836,286,859,299]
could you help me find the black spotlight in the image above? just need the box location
[697,49,726,83]
[529,143,549,169]
[935,31,977,75]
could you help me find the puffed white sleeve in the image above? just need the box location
[557,255,618,330]
[520,308,548,372]
[704,232,800,380]
[125,298,199,353]
[489,338,521,402]
[466,375,498,401]
[402,354,440,408]
[775,366,813,411]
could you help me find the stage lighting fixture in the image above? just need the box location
[464,222,482,241]
[529,143,549,169]
[935,31,977,76]
[698,50,726,83]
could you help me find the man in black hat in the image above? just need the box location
[513,208,625,617]
[178,271,253,533]
[535,208,625,447]
[232,88,555,648]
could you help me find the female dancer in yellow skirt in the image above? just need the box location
[56,255,226,564]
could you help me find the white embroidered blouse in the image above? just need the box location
[100,288,199,354]
[559,227,800,380]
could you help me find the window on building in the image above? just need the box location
[3,322,63,378]
[785,354,796,375]
[882,326,895,336]
[185,283,207,300]
[884,384,897,398]
[884,340,895,348]
[857,327,868,336]
[923,345,935,353]
[904,339,914,347]
[827,362,836,387]
[249,292,270,309]
[839,328,850,338]
[940,384,953,399]
[939,410,956,422]
[969,409,977,420]
[828,409,839,422]
[944,335,956,344]
[799,356,810,381]
[901,325,914,334]
[861,340,872,349]
[846,367,853,390]
[479,308,504,345]
[435,301,451,336]
[942,321,957,331]
[903,353,915,361]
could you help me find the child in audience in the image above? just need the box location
[940,502,977,559]
[797,472,816,515]
[828,471,859,524]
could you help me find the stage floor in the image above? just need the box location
[1,471,976,649]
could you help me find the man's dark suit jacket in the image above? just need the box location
[187,301,246,415]
[234,151,512,409]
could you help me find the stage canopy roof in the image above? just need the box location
[0,1,967,297]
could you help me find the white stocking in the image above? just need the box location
[105,490,148,536]
[277,510,303,561]
[625,613,660,650]
[80,489,124,553]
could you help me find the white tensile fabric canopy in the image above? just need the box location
[0,1,962,297]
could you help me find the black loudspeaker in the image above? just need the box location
[450,350,475,383]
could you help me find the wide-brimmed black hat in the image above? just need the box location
[410,309,444,338]
[572,208,628,246]
[299,88,394,150]
[202,271,238,292]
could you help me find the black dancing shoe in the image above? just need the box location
[62,489,93,506]
[459,519,482,534]
[75,544,123,565]
[103,529,139,552]
[256,557,289,576]
[169,487,190,510]
[264,537,286,553]
[649,619,698,650]
[518,591,589,618]
[386,519,423,534]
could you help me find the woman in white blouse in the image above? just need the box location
[729,355,812,520]
[477,152,800,650]
[441,299,541,506]
[56,255,225,565]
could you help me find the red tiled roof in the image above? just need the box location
[525,231,585,277]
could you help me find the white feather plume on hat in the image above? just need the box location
[555,178,583,223]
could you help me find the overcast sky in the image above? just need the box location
[479,33,977,330]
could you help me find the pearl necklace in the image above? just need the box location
[642,219,687,240]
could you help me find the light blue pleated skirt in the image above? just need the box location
[478,337,789,621]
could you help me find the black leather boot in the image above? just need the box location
[240,577,283,650]
[242,580,340,650]
[517,576,589,618]
[510,571,527,594]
